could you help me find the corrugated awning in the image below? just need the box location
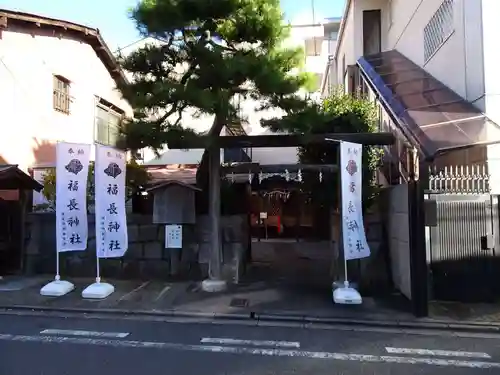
[357,50,500,158]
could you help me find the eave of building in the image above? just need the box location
[0,8,129,90]
[333,0,353,62]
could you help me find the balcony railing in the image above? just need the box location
[348,64,413,185]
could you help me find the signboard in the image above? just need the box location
[165,224,182,248]
[94,145,128,258]
[340,141,371,260]
[56,142,91,252]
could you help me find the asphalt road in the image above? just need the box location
[1,312,500,375]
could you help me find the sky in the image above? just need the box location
[0,0,346,51]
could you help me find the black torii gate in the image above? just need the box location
[167,131,396,288]
[168,131,433,317]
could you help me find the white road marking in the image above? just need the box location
[154,285,171,302]
[0,333,499,368]
[200,337,300,348]
[118,281,150,301]
[385,347,491,359]
[40,329,129,338]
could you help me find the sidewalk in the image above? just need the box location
[1,275,500,332]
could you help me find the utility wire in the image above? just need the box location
[311,0,317,55]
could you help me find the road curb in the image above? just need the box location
[0,304,499,333]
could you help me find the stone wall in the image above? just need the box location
[385,184,412,299]
[23,213,249,281]
[330,211,391,294]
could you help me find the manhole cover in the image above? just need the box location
[230,298,249,308]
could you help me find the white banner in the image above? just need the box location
[56,142,91,252]
[94,144,128,258]
[340,141,371,260]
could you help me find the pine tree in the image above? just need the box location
[118,0,314,151]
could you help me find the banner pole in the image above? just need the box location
[81,143,119,299]
[95,255,101,284]
[55,253,60,281]
[337,140,349,287]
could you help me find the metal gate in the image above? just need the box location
[427,166,500,302]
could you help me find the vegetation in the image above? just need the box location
[33,161,150,212]
[264,87,383,211]
[116,0,381,210]
[117,0,314,152]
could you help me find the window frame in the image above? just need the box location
[304,37,322,57]
[53,75,71,114]
[94,98,124,147]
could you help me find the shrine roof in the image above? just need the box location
[0,165,43,191]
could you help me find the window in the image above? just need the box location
[388,0,394,28]
[53,75,71,114]
[94,98,123,146]
[342,54,346,81]
[424,0,454,62]
[304,38,322,56]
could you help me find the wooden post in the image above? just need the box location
[18,189,27,273]
[208,145,222,280]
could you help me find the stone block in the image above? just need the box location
[122,260,141,278]
[158,224,165,242]
[169,248,181,275]
[24,255,41,275]
[161,247,171,260]
[140,225,159,242]
[25,238,39,255]
[182,225,196,243]
[128,214,152,225]
[64,255,95,278]
[100,259,123,278]
[198,243,211,264]
[197,227,211,243]
[87,238,96,252]
[125,243,144,259]
[128,224,140,242]
[144,242,162,260]
[181,243,199,263]
[88,225,96,240]
[139,260,170,279]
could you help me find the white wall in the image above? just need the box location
[481,0,500,125]
[335,4,355,87]
[336,0,486,108]
[483,0,500,195]
[387,0,484,107]
[0,28,132,172]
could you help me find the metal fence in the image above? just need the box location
[426,164,500,302]
[428,164,490,194]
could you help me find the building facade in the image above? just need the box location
[321,0,500,191]
[289,17,341,98]
[0,9,132,203]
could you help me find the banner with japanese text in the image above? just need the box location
[56,142,91,252]
[340,141,371,260]
[94,144,128,258]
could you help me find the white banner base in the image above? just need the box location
[201,279,227,293]
[332,280,362,305]
[40,279,75,297]
[81,281,114,299]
